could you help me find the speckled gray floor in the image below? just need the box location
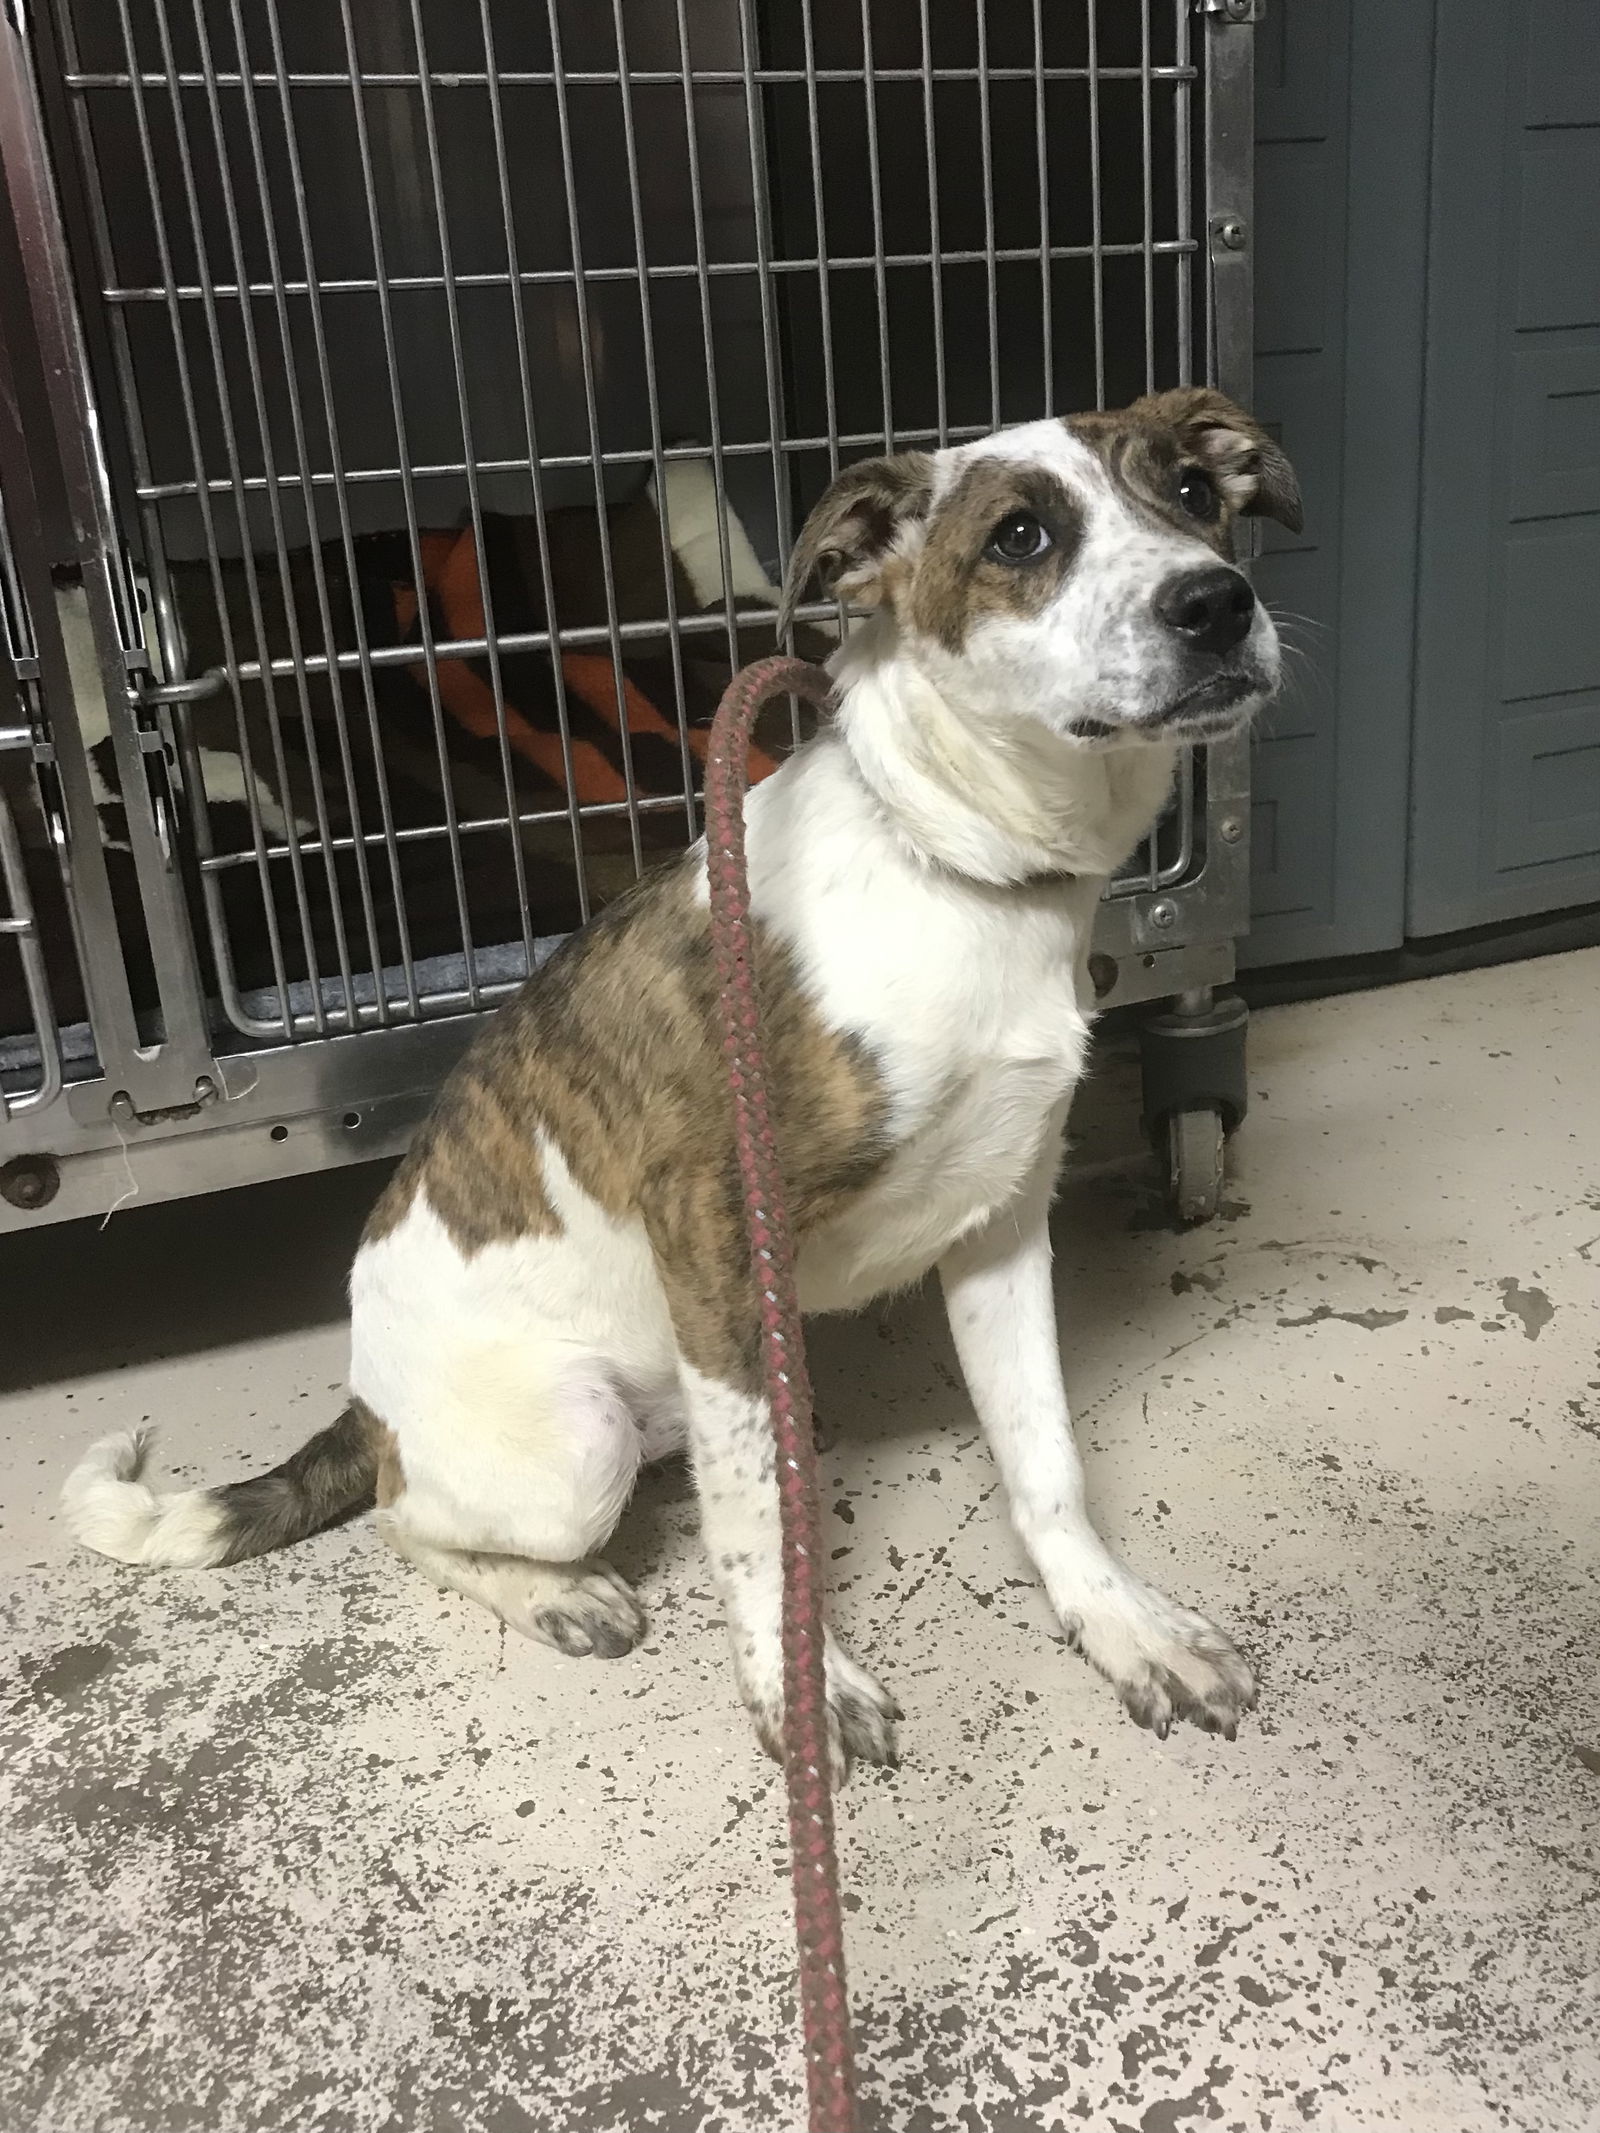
[3,951,1599,2133]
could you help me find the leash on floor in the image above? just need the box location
[704,656,859,2133]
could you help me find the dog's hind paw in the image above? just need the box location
[1069,1577,1257,1741]
[512,1560,646,1659]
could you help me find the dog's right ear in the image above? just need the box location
[778,452,936,633]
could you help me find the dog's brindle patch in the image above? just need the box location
[208,1400,388,1564]
[372,1407,405,1510]
[1069,411,1235,559]
[907,459,1087,654]
[1070,388,1303,549]
[777,451,935,633]
[369,858,891,1387]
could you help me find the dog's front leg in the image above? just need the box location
[939,1134,1257,1740]
[675,1364,899,1782]
[654,1199,900,1782]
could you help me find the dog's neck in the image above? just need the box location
[828,614,1179,888]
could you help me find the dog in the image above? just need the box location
[64,389,1301,1782]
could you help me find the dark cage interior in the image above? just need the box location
[2,0,1199,1061]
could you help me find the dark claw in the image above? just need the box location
[833,1687,898,1767]
[585,1619,638,1659]
[533,1609,593,1657]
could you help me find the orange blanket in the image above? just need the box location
[393,526,781,808]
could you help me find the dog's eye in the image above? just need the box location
[1177,466,1220,521]
[985,510,1052,563]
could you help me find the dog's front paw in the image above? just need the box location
[742,1635,901,1787]
[1069,1577,1256,1741]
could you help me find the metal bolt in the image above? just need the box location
[1219,816,1244,844]
[1148,899,1179,930]
[1225,0,1254,20]
[0,1154,61,1212]
[1216,218,1248,252]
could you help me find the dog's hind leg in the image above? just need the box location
[372,1358,648,1657]
[378,1521,645,1657]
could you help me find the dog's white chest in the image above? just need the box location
[799,1032,1083,1313]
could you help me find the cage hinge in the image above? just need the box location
[1197,0,1263,20]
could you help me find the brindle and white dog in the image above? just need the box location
[65,390,1301,1781]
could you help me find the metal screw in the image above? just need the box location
[1148,900,1179,930]
[0,1154,61,1212]
[1219,816,1244,844]
[1217,218,1247,252]
[1225,0,1254,20]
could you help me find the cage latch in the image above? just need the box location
[128,667,226,709]
[107,1077,219,1131]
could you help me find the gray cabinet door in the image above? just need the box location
[1244,0,1432,967]
[1409,0,1600,936]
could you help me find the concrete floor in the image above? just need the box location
[3,951,1599,2133]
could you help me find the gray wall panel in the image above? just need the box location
[1243,0,1432,966]
[1409,0,1600,935]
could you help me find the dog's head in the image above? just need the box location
[780,390,1300,746]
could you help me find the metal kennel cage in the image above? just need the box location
[0,0,1260,1232]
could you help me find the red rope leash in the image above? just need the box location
[704,656,859,2133]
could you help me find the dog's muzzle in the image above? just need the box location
[1153,565,1257,658]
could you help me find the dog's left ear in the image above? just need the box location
[1136,387,1303,535]
[778,452,936,633]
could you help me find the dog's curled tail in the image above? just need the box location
[61,1405,383,1569]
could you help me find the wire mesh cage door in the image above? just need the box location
[0,485,65,1126]
[14,0,1244,1066]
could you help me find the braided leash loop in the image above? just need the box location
[704,656,858,2133]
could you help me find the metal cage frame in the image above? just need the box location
[0,0,1258,1231]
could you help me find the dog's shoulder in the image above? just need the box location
[367,838,894,1263]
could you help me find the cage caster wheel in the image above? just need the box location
[1139,992,1248,1225]
[1165,1105,1226,1225]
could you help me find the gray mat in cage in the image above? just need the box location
[0,937,565,1096]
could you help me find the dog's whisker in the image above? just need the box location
[1264,603,1331,639]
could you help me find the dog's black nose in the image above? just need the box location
[1154,566,1256,657]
